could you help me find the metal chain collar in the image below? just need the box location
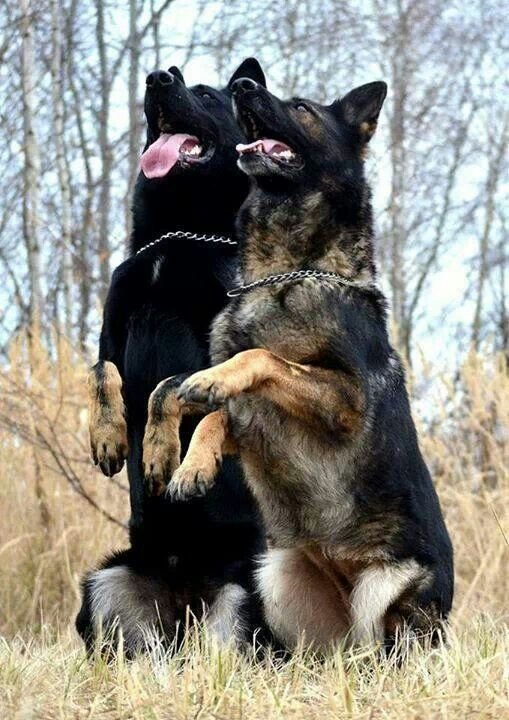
[227,269,373,298]
[135,232,372,299]
[136,230,237,255]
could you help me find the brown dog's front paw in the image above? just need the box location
[90,420,128,477]
[177,370,231,408]
[167,458,217,502]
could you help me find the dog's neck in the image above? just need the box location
[238,186,377,285]
[129,171,248,254]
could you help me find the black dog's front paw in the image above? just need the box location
[142,425,181,497]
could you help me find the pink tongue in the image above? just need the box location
[140,133,197,178]
[236,139,290,155]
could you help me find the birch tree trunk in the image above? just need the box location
[95,0,112,305]
[20,0,42,335]
[126,0,141,236]
[51,0,73,338]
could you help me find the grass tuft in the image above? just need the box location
[0,336,507,717]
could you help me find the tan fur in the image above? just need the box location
[360,120,378,140]
[143,378,206,495]
[170,410,237,499]
[291,105,327,140]
[242,192,375,287]
[176,348,363,434]
[88,361,128,476]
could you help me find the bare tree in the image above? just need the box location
[94,0,113,306]
[50,0,73,338]
[471,115,509,351]
[20,0,42,335]
[0,0,507,371]
[126,0,142,235]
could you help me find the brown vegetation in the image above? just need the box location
[0,335,507,718]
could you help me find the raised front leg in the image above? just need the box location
[88,361,128,477]
[168,409,237,501]
[177,348,365,435]
[143,374,206,495]
[89,249,168,478]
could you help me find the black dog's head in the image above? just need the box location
[140,58,267,180]
[232,78,387,191]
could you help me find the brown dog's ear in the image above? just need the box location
[168,66,185,84]
[228,57,267,89]
[333,81,387,141]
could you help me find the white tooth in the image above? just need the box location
[273,149,295,159]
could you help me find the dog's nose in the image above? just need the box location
[146,70,174,89]
[231,77,258,95]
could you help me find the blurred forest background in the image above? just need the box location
[0,3,508,716]
[0,0,508,365]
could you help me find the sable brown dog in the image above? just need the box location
[142,78,454,651]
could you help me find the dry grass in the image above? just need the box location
[1,620,507,719]
[0,335,507,719]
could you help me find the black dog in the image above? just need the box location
[142,77,454,652]
[76,59,270,657]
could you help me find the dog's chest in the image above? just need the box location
[208,283,356,543]
[210,283,332,363]
[224,393,356,544]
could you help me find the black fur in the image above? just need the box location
[76,60,271,654]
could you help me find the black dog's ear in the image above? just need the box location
[227,57,266,88]
[333,81,387,141]
[168,66,185,84]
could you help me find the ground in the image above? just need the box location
[0,339,507,719]
[1,619,508,719]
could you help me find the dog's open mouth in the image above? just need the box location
[235,107,300,169]
[236,138,296,163]
[140,132,215,179]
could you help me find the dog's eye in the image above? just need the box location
[295,104,309,113]
[201,92,212,99]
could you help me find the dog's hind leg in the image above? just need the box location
[349,560,430,647]
[88,361,128,477]
[77,552,266,658]
[204,582,249,646]
[255,548,351,651]
[76,552,182,659]
[168,409,237,501]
